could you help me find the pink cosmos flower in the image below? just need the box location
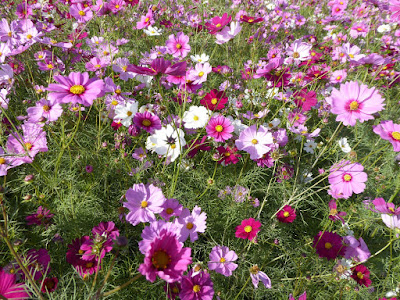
[92,221,119,241]
[235,125,273,160]
[208,245,238,277]
[27,98,63,123]
[136,9,154,29]
[123,183,166,226]
[166,32,191,58]
[343,236,370,262]
[22,249,51,280]
[128,58,186,77]
[0,269,30,299]
[328,199,346,223]
[390,0,400,23]
[289,291,307,300]
[139,229,192,283]
[371,198,400,229]
[293,89,317,112]
[330,69,347,84]
[47,72,105,107]
[66,236,99,277]
[133,111,162,134]
[6,122,48,165]
[327,81,385,126]
[188,62,212,85]
[41,277,58,293]
[328,160,367,199]
[175,206,207,243]
[26,206,54,227]
[276,205,296,223]
[249,265,272,289]
[235,218,261,241]
[139,220,182,254]
[160,198,183,220]
[313,231,346,260]
[215,21,242,44]
[206,115,234,142]
[350,22,368,39]
[0,147,15,176]
[205,13,232,34]
[373,120,400,152]
[70,4,93,23]
[180,270,214,300]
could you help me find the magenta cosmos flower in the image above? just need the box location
[139,220,182,254]
[166,32,191,58]
[139,229,192,283]
[390,0,400,23]
[205,13,232,34]
[373,120,400,152]
[179,270,214,300]
[208,245,238,277]
[313,231,346,260]
[47,72,105,107]
[276,205,296,223]
[235,218,261,241]
[206,115,234,142]
[235,125,273,160]
[123,183,166,226]
[328,160,368,199]
[328,81,385,126]
[133,111,162,133]
[0,269,30,299]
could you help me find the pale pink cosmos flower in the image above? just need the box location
[373,120,400,152]
[188,62,212,85]
[26,98,63,123]
[215,21,242,44]
[330,69,347,84]
[390,0,400,23]
[327,81,385,126]
[285,40,311,65]
[175,206,207,243]
[328,160,367,199]
[123,183,166,226]
[208,246,238,277]
[136,9,154,29]
[166,32,191,58]
[235,125,273,160]
[343,236,370,262]
[249,265,272,289]
[70,4,93,23]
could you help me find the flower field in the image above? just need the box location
[1,0,400,299]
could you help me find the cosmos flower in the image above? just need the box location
[26,98,63,123]
[343,236,370,262]
[327,81,385,126]
[47,72,105,107]
[160,198,183,220]
[139,229,192,283]
[235,218,261,241]
[276,205,296,223]
[166,32,191,58]
[289,291,307,300]
[41,277,58,293]
[26,206,54,227]
[200,89,228,111]
[205,13,232,34]
[328,160,368,199]
[208,245,238,277]
[313,231,346,260]
[175,206,207,243]
[114,101,138,127]
[179,270,214,300]
[351,265,372,287]
[133,111,162,133]
[183,106,210,129]
[249,265,272,289]
[328,199,347,223]
[123,183,166,226]
[373,120,400,152]
[70,4,93,23]
[0,269,30,299]
[206,115,234,142]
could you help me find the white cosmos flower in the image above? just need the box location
[304,140,317,154]
[377,24,391,33]
[143,26,163,36]
[190,53,210,64]
[183,106,210,129]
[338,137,351,153]
[265,118,281,129]
[113,101,138,127]
[150,125,186,162]
[227,116,248,135]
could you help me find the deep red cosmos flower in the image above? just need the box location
[276,205,296,223]
[313,231,346,260]
[351,265,372,287]
[200,89,228,111]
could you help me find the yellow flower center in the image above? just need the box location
[111,100,118,106]
[126,111,133,117]
[193,285,201,293]
[329,208,338,216]
[42,105,51,112]
[293,52,300,58]
[27,34,33,39]
[166,208,173,215]
[142,119,151,127]
[7,32,11,37]
[219,257,226,263]
[198,71,204,77]
[95,64,101,68]
[186,222,194,229]
[47,64,54,69]
[122,65,127,71]
[349,54,354,58]
[349,101,359,111]
[249,265,259,274]
[389,207,395,213]
[224,152,231,157]
[170,144,176,149]
[211,98,218,105]
[70,85,85,95]
[25,143,33,151]
[172,286,179,293]
[343,174,352,182]
[0,158,5,164]
[248,18,254,22]
[152,250,171,269]
[251,139,258,145]
[283,211,290,217]
[216,23,221,28]
[176,43,182,49]
[357,271,364,279]
[145,17,150,22]
[325,242,332,249]
[336,76,341,80]
[244,225,252,233]
[193,116,199,121]
[86,262,93,268]
[78,10,85,16]
[141,200,148,208]
[115,89,121,94]
[115,4,119,8]
[215,125,223,132]
[392,131,400,141]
